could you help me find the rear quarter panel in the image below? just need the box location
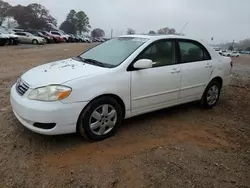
[200,41,232,87]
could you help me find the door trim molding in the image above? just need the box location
[180,83,206,91]
[132,88,179,101]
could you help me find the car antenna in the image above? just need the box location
[178,22,188,35]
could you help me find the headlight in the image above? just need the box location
[28,85,71,101]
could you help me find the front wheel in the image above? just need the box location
[78,96,123,141]
[32,39,38,45]
[200,80,221,109]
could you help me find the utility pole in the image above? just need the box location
[111,29,113,38]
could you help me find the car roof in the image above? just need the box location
[16,32,31,34]
[119,34,191,40]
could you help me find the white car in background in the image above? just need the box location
[10,35,232,141]
[230,51,240,57]
[14,32,46,44]
[222,51,232,57]
[0,26,19,44]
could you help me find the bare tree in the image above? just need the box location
[157,27,176,35]
[91,28,105,38]
[148,30,156,34]
[0,0,12,25]
[127,28,135,35]
[8,3,57,29]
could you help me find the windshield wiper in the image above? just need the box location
[74,56,106,67]
[82,58,105,67]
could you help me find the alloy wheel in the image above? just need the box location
[207,85,219,106]
[89,104,117,135]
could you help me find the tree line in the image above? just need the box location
[1,0,181,38]
[0,0,105,37]
[127,27,177,35]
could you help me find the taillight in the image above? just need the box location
[230,61,233,68]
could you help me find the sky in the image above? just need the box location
[6,0,250,43]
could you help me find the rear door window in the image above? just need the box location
[178,40,211,63]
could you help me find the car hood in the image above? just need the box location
[21,58,106,88]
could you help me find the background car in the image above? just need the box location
[0,26,19,45]
[230,51,240,57]
[12,28,24,32]
[0,35,8,46]
[92,37,101,42]
[74,35,82,42]
[39,31,64,43]
[10,35,232,141]
[82,36,91,43]
[14,32,46,45]
[50,31,72,42]
[26,30,54,43]
[69,34,77,42]
[222,51,232,57]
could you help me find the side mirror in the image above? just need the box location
[133,59,153,69]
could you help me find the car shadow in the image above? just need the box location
[18,101,201,150]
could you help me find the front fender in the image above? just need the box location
[61,71,131,111]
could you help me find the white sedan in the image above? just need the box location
[230,51,240,57]
[10,35,232,141]
[15,32,46,44]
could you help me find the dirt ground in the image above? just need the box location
[0,44,249,188]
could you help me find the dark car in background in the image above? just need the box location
[39,31,64,43]
[92,37,101,42]
[26,30,54,43]
[0,35,8,46]
[74,35,82,42]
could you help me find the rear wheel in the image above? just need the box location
[0,39,5,46]
[78,96,123,141]
[201,80,221,109]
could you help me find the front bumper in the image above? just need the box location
[10,85,87,135]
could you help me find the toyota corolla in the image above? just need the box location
[10,35,232,141]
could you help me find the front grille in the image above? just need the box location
[16,79,29,96]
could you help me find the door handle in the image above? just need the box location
[171,69,180,74]
[205,65,212,68]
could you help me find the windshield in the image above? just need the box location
[79,37,148,67]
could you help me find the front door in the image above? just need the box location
[130,39,181,115]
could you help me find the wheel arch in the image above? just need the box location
[210,76,223,88]
[79,93,126,121]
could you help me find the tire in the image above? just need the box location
[8,39,13,45]
[0,40,5,46]
[77,96,123,141]
[200,80,221,109]
[13,40,18,45]
[32,39,38,45]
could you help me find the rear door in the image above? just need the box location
[177,39,213,102]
